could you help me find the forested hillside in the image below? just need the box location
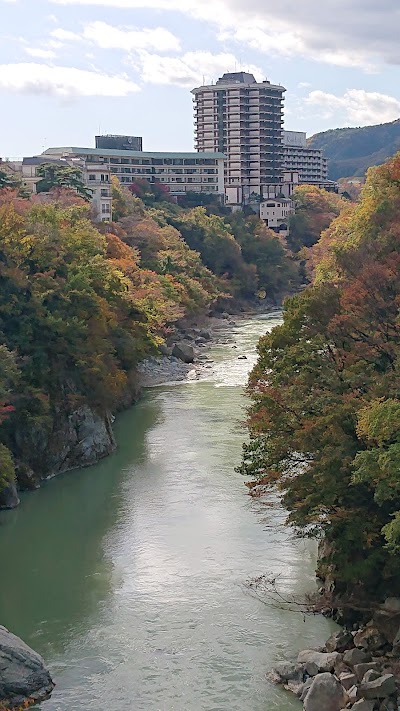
[308,119,400,180]
[241,153,400,607]
[0,181,296,506]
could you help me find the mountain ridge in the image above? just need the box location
[307,118,400,180]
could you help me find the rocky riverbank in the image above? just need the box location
[0,626,54,709]
[269,598,400,710]
[136,311,254,387]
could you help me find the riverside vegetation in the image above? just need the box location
[0,176,300,510]
[241,154,400,709]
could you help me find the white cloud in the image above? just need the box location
[0,62,140,97]
[306,89,400,125]
[50,28,82,42]
[48,0,400,71]
[25,47,57,59]
[131,50,262,88]
[82,21,180,51]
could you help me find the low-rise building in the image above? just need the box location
[259,197,294,236]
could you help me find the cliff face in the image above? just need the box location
[0,405,116,510]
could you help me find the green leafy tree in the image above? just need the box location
[36,163,93,201]
[0,170,20,190]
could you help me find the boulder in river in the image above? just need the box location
[172,342,195,363]
[0,625,54,708]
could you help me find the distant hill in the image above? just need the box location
[307,119,400,180]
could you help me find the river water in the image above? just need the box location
[0,313,335,710]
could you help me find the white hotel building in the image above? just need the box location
[39,145,225,220]
[192,72,286,208]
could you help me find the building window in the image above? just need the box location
[101,203,110,214]
[89,174,96,181]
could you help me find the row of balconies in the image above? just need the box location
[195,124,283,131]
[194,103,282,112]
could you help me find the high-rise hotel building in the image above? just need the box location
[192,72,286,207]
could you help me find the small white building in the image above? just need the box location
[259,197,294,236]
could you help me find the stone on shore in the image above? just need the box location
[351,700,375,711]
[172,342,195,363]
[159,343,172,356]
[359,673,397,699]
[343,647,371,667]
[270,662,303,683]
[303,672,344,711]
[339,671,357,689]
[297,649,340,673]
[354,662,381,682]
[0,625,54,708]
[325,629,353,653]
[354,625,386,652]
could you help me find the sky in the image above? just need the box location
[1,0,400,158]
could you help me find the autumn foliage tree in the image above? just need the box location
[241,154,400,603]
[287,185,345,253]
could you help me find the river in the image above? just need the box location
[0,313,335,710]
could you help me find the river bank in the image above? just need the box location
[269,602,400,710]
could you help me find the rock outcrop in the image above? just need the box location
[0,480,20,510]
[0,626,54,708]
[0,405,117,509]
[17,405,116,483]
